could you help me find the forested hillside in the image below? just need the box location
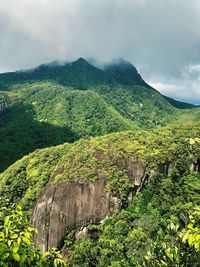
[0,58,199,266]
[0,124,200,266]
[0,82,134,171]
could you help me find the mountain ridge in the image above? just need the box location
[0,57,196,109]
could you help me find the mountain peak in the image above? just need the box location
[73,57,90,65]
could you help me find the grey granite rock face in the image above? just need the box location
[32,179,121,251]
[32,160,147,251]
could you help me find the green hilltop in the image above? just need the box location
[0,123,200,210]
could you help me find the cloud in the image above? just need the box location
[149,80,200,105]
[0,0,200,103]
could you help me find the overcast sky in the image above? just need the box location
[0,0,200,103]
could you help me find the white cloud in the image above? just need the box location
[187,64,200,73]
[149,80,200,104]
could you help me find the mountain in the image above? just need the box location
[0,58,200,266]
[0,57,196,109]
[0,58,199,171]
[103,59,197,109]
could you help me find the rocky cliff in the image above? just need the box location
[32,160,147,251]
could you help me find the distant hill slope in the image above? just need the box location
[164,96,198,109]
[96,84,178,128]
[103,59,197,109]
[0,83,134,171]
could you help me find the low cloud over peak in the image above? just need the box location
[0,0,200,103]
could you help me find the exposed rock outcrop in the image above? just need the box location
[32,160,147,251]
[32,179,120,251]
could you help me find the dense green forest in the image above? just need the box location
[0,123,199,206]
[0,124,200,266]
[65,173,200,266]
[0,79,199,172]
[0,58,199,172]
[0,58,199,266]
[0,82,135,171]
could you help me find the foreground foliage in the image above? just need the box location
[0,202,66,267]
[0,173,199,266]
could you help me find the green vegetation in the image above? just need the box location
[0,124,199,266]
[0,80,199,172]
[0,143,69,211]
[64,173,200,266]
[0,58,199,266]
[0,83,134,172]
[0,203,66,267]
[0,123,200,210]
[0,58,199,172]
[96,84,179,128]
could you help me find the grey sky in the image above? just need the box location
[0,0,200,103]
